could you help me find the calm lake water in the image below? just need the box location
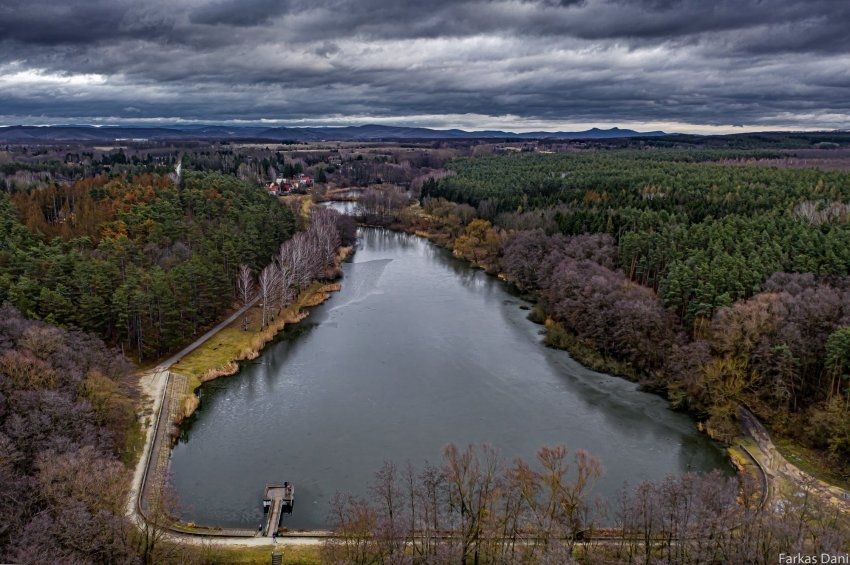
[170,226,730,530]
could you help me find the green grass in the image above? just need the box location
[120,419,146,467]
[171,322,250,385]
[775,437,850,491]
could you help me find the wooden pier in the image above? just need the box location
[262,483,295,536]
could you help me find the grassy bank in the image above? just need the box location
[171,247,351,420]
[161,543,322,564]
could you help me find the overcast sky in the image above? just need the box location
[1,0,848,133]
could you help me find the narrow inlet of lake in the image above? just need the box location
[169,227,730,530]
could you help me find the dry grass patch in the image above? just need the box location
[170,543,322,564]
[170,281,344,420]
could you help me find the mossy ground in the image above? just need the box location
[775,437,850,491]
[120,419,146,467]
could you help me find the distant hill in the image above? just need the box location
[0,124,666,142]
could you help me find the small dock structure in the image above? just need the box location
[262,483,295,536]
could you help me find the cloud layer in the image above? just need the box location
[1,0,849,132]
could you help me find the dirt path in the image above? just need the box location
[125,299,336,547]
[738,406,850,515]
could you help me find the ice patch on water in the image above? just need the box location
[327,258,393,313]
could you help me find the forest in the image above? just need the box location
[425,151,850,322]
[0,306,140,562]
[1,141,848,561]
[0,171,296,360]
[415,150,850,479]
[0,165,343,562]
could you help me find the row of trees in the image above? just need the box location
[324,445,848,564]
[242,207,351,329]
[182,147,301,185]
[504,230,680,374]
[359,185,411,225]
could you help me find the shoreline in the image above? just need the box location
[128,243,353,542]
[175,281,343,421]
[170,246,351,422]
[382,206,850,516]
[127,211,846,549]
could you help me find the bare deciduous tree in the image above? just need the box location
[258,264,278,329]
[360,185,409,225]
[276,260,296,315]
[312,207,343,272]
[236,264,255,330]
[138,485,180,565]
[323,444,850,564]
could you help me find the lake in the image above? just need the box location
[170,226,729,530]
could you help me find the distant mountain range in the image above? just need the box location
[0,124,667,142]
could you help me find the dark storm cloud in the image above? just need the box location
[1,0,849,130]
[0,0,172,44]
[190,0,292,27]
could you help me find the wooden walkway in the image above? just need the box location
[263,484,294,536]
[265,497,283,537]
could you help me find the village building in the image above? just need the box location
[265,173,314,196]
